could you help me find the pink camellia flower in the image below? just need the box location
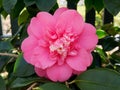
[21,7,98,82]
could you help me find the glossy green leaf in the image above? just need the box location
[85,0,93,12]
[0,76,6,90]
[96,29,107,39]
[104,0,120,15]
[11,77,40,88]
[3,0,17,13]
[35,0,57,11]
[24,0,35,6]
[13,53,35,77]
[85,0,104,12]
[10,0,25,19]
[39,83,70,90]
[0,41,13,51]
[18,9,29,25]
[95,47,107,61]
[76,68,120,90]
[100,36,118,51]
[94,0,104,13]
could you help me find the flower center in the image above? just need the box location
[49,32,78,62]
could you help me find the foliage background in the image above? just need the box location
[0,0,120,90]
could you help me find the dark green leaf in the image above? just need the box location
[13,53,35,77]
[1,10,8,18]
[95,47,107,61]
[96,29,107,39]
[10,0,25,19]
[85,0,93,12]
[35,0,57,11]
[18,9,29,25]
[0,41,13,51]
[76,68,120,90]
[111,51,120,63]
[0,76,6,90]
[24,0,35,6]
[93,0,104,13]
[3,0,17,13]
[11,77,40,88]
[39,83,70,90]
[100,36,118,51]
[104,0,120,15]
[0,0,2,8]
[0,56,10,72]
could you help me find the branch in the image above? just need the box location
[0,52,18,58]
[27,83,37,90]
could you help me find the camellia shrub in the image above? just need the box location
[0,0,120,90]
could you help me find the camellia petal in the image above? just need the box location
[56,10,84,35]
[32,47,56,69]
[27,17,44,39]
[53,7,68,19]
[28,12,55,39]
[21,36,37,52]
[46,64,72,82]
[75,23,98,51]
[66,48,92,71]
[35,67,47,78]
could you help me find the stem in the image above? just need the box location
[68,80,76,85]
[27,83,37,90]
[0,52,18,58]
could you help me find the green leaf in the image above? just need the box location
[101,36,118,51]
[11,77,40,88]
[18,9,29,25]
[39,83,70,90]
[0,41,13,51]
[104,0,120,15]
[93,0,104,13]
[96,29,107,39]
[35,0,57,11]
[0,0,2,8]
[13,53,35,77]
[1,10,8,18]
[24,0,35,6]
[3,0,17,13]
[0,76,6,90]
[85,0,93,12]
[76,68,120,90]
[111,51,120,63]
[0,56,10,72]
[95,47,107,61]
[10,0,25,19]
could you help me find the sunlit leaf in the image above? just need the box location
[96,29,107,39]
